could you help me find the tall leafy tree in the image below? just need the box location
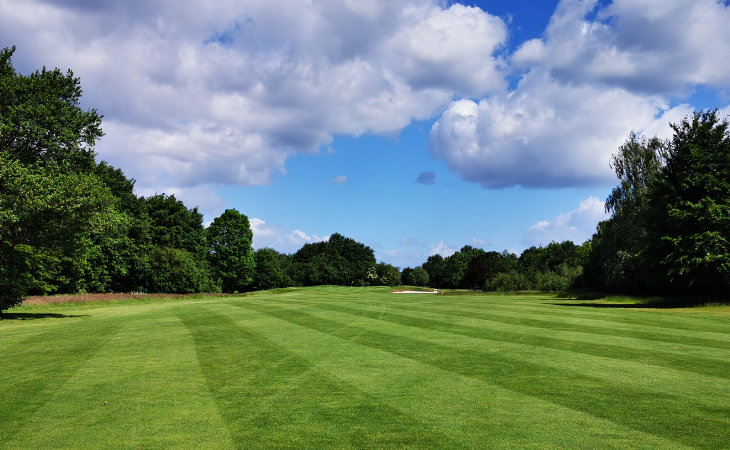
[422,254,445,288]
[144,194,206,256]
[401,267,429,287]
[0,47,121,310]
[138,194,214,293]
[648,110,730,298]
[90,161,151,292]
[587,133,665,292]
[206,209,255,292]
[441,246,485,289]
[0,46,102,172]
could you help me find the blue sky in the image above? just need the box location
[2,0,730,267]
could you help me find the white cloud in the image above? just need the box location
[430,72,695,188]
[513,0,730,94]
[136,184,227,219]
[250,218,326,254]
[429,240,458,258]
[429,0,730,190]
[525,196,609,247]
[470,237,491,248]
[331,175,347,184]
[4,0,729,198]
[0,0,508,193]
[383,3,507,97]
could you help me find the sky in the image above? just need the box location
[2,0,730,267]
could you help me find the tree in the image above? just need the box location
[648,110,730,298]
[464,250,518,290]
[585,110,730,299]
[436,246,487,289]
[145,247,219,294]
[374,263,401,286]
[290,233,375,286]
[0,47,122,311]
[422,254,445,288]
[0,46,102,172]
[90,161,150,292]
[402,266,429,287]
[251,248,289,291]
[0,155,123,310]
[206,209,255,292]
[585,133,665,293]
[144,194,206,256]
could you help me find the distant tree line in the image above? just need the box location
[402,241,589,292]
[2,47,728,312]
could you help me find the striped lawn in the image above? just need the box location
[1,287,728,448]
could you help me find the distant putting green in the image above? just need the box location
[1,287,728,448]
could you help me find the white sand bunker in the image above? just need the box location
[392,289,439,294]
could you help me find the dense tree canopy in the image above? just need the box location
[290,233,375,286]
[206,209,255,293]
[587,110,730,299]
[648,111,730,298]
[251,248,289,291]
[0,46,102,172]
[374,263,401,286]
[401,267,429,287]
[0,47,122,310]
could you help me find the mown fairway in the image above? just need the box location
[1,287,729,448]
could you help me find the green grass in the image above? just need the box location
[1,287,728,448]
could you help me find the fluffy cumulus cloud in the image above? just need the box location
[430,73,694,188]
[512,0,730,94]
[250,218,326,254]
[3,0,730,212]
[0,0,508,212]
[431,0,730,189]
[429,240,458,258]
[525,196,609,247]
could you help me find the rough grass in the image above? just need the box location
[22,292,230,306]
[1,287,728,448]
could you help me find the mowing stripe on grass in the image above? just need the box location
[380,301,730,349]
[0,317,123,444]
[177,305,457,448]
[3,308,234,448]
[283,292,730,356]
[241,297,729,408]
[2,288,727,448]
[232,297,729,448]
[430,295,730,335]
[211,302,681,449]
[276,297,729,378]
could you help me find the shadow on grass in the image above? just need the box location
[551,297,728,309]
[0,312,87,320]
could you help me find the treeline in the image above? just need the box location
[0,46,229,308]
[413,241,589,292]
[2,47,729,311]
[0,46,390,311]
